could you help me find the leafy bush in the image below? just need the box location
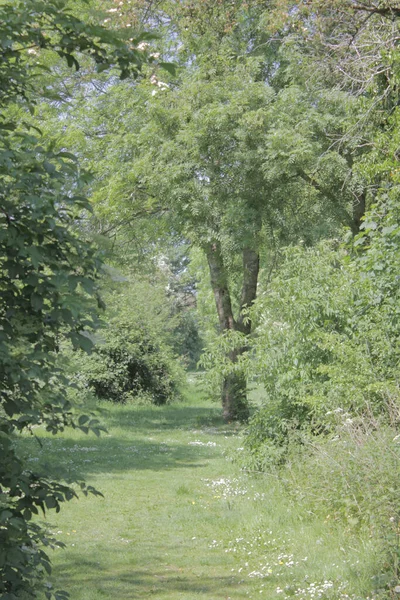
[78,277,183,405]
[86,328,180,404]
[240,196,400,466]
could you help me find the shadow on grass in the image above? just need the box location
[53,556,250,599]
[16,399,246,484]
[16,399,244,484]
[99,403,234,433]
[17,434,219,480]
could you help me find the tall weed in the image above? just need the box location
[283,410,400,593]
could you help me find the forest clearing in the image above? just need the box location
[19,378,382,600]
[2,1,400,599]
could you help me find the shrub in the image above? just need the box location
[86,328,180,404]
[240,200,400,466]
[78,278,183,404]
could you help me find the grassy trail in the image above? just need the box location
[23,380,377,599]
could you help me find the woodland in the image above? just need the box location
[1,0,400,598]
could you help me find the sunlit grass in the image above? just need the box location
[18,378,384,599]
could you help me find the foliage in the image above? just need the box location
[284,413,400,593]
[199,329,248,399]
[0,1,152,597]
[171,309,203,371]
[230,195,400,593]
[32,0,375,422]
[61,54,278,419]
[1,0,153,106]
[86,334,178,405]
[0,122,102,600]
[2,0,399,595]
[77,276,183,404]
[241,202,400,467]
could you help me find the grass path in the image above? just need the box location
[22,380,378,599]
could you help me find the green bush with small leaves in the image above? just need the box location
[241,196,400,468]
[85,327,181,405]
[76,278,184,405]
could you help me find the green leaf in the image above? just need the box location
[31,292,43,312]
[159,62,177,76]
[78,414,89,426]
[43,160,56,174]
[0,510,13,523]
[29,246,42,269]
[45,496,57,510]
[74,332,94,353]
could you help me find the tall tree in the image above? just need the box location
[38,0,372,421]
[98,59,273,420]
[79,65,358,419]
[0,1,151,596]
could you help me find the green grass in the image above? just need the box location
[20,377,383,599]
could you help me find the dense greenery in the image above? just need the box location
[79,276,183,404]
[3,0,400,597]
[0,1,153,597]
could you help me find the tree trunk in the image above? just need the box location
[353,189,366,233]
[221,351,248,422]
[237,248,260,335]
[206,242,259,422]
[206,241,235,333]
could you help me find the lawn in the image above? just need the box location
[20,377,380,599]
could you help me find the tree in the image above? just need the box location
[217,0,400,462]
[83,58,275,421]
[53,0,368,421]
[0,1,152,597]
[36,0,377,422]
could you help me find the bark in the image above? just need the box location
[206,242,235,332]
[237,248,260,335]
[353,189,366,233]
[206,242,260,422]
